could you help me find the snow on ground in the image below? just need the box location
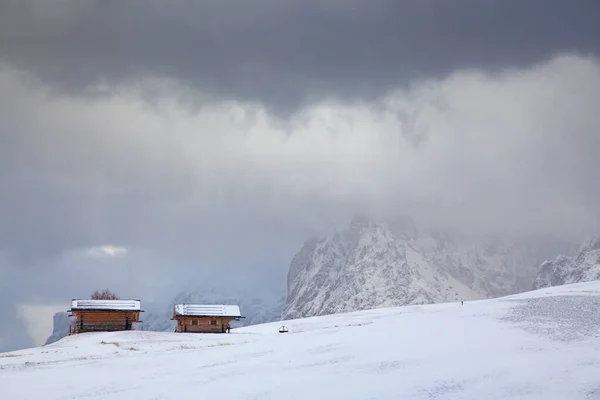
[1,282,600,400]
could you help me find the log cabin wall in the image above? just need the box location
[174,316,237,333]
[71,311,141,334]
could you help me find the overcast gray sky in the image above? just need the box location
[1,0,599,352]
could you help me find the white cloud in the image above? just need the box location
[86,246,129,259]
[1,53,599,256]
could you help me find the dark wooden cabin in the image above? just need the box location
[172,304,243,333]
[68,299,143,335]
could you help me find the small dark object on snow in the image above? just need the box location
[461,301,464,305]
[279,326,289,333]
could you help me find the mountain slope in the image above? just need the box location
[534,236,600,289]
[282,217,568,320]
[415,233,575,297]
[283,218,482,320]
[4,282,600,400]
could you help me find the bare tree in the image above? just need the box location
[90,289,120,300]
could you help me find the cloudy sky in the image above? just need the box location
[1,0,599,351]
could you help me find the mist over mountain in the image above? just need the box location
[534,236,600,289]
[282,216,578,320]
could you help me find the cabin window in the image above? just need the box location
[191,320,198,326]
[211,320,217,325]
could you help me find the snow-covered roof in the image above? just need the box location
[174,304,242,318]
[70,299,141,311]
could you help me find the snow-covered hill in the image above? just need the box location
[282,217,571,320]
[3,282,600,399]
[534,236,600,289]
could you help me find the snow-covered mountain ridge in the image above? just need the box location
[5,281,600,399]
[282,217,575,320]
[534,236,600,289]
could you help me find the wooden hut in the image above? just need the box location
[68,299,143,335]
[172,304,243,333]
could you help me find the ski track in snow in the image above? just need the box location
[1,281,600,399]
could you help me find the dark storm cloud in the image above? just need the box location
[0,0,599,111]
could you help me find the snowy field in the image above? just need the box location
[1,282,600,400]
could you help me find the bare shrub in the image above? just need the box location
[90,289,120,300]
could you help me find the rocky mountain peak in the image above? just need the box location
[282,218,571,320]
[533,235,600,290]
[281,219,485,320]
